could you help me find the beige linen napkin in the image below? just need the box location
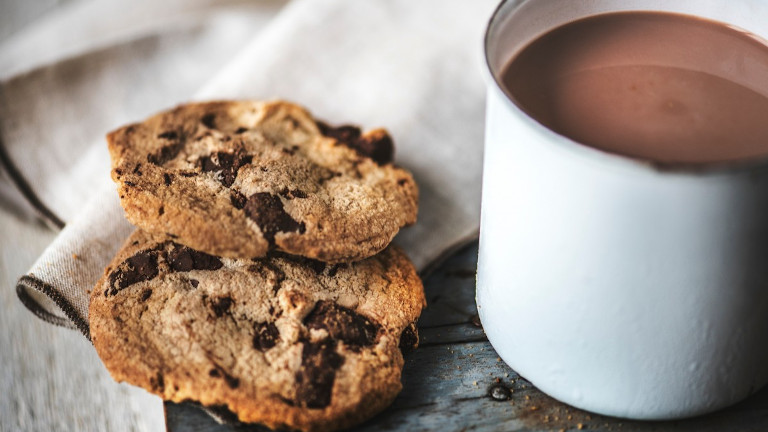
[10,0,495,342]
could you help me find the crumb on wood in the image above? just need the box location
[72,253,79,260]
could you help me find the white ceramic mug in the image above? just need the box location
[477,0,768,420]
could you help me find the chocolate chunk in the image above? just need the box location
[230,190,247,209]
[243,193,305,245]
[150,372,165,391]
[210,296,233,318]
[189,279,199,288]
[107,250,161,296]
[158,206,164,216]
[132,164,142,175]
[223,373,240,389]
[179,171,198,177]
[317,122,362,143]
[163,173,173,186]
[235,127,248,134]
[140,289,153,302]
[157,131,178,140]
[253,321,279,351]
[278,188,308,199]
[167,244,223,272]
[124,181,136,187]
[208,368,239,389]
[295,339,344,408]
[352,132,394,165]
[318,122,394,165]
[398,322,419,354]
[304,301,379,349]
[397,178,408,186]
[148,141,185,166]
[199,152,252,187]
[201,113,216,129]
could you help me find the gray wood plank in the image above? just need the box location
[166,242,768,431]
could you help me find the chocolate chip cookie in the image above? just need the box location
[89,230,425,432]
[107,101,418,262]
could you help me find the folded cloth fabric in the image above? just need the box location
[9,0,495,345]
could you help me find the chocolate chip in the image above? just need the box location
[278,188,308,199]
[253,321,279,351]
[199,152,252,187]
[244,193,305,245]
[317,122,362,143]
[352,132,394,165]
[317,122,395,165]
[189,279,199,288]
[281,147,295,156]
[167,244,223,272]
[208,368,239,389]
[107,250,161,296]
[397,178,408,186]
[157,131,178,140]
[150,372,165,391]
[304,301,380,349]
[124,181,136,187]
[230,190,247,209]
[295,339,344,408]
[163,173,173,186]
[399,322,419,354]
[148,141,185,166]
[235,127,248,134]
[201,113,216,129]
[210,296,233,318]
[179,171,197,177]
[132,164,142,175]
[140,289,153,302]
[158,206,164,216]
[223,373,239,389]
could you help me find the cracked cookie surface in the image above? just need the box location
[89,230,425,432]
[107,100,418,262]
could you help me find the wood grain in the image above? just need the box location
[166,242,768,431]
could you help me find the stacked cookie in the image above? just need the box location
[89,101,424,432]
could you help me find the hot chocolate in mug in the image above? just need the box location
[477,0,768,420]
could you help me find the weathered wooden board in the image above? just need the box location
[166,243,768,432]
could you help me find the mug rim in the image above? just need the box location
[483,0,768,176]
